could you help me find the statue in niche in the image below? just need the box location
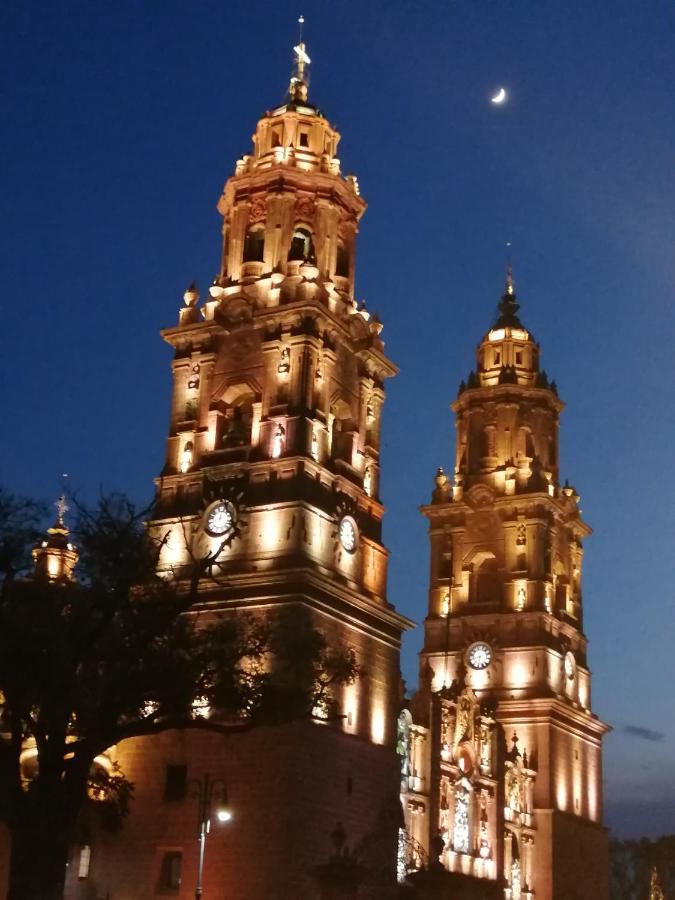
[479,724,491,772]
[516,523,526,545]
[440,704,454,759]
[363,465,373,497]
[179,441,193,474]
[516,585,526,610]
[506,768,522,813]
[187,364,200,390]
[452,785,470,854]
[310,430,319,461]
[478,792,490,859]
[396,711,412,784]
[511,858,522,900]
[438,779,451,848]
[277,346,290,374]
[271,424,285,459]
[366,397,375,421]
[455,693,474,744]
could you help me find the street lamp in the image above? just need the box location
[190,772,231,900]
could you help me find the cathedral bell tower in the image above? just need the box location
[400,272,609,900]
[96,29,412,900]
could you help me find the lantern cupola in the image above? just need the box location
[32,496,78,583]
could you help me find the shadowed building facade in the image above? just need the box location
[398,273,610,899]
[61,35,411,900]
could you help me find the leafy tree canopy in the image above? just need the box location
[0,489,360,899]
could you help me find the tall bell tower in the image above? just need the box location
[80,31,411,900]
[400,272,609,900]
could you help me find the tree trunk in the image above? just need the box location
[7,789,75,900]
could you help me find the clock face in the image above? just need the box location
[564,651,576,680]
[467,642,492,671]
[339,516,358,553]
[206,501,235,537]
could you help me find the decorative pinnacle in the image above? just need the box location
[289,15,311,102]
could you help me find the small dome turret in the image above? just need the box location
[474,267,544,389]
[32,496,78,583]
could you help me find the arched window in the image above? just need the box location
[221,386,255,448]
[243,227,265,263]
[288,227,315,263]
[517,427,535,459]
[335,243,349,277]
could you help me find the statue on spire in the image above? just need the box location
[289,16,311,103]
[649,867,665,900]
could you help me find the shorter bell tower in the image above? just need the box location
[399,271,610,900]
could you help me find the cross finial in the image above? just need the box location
[289,15,311,101]
[505,243,514,295]
[55,495,69,526]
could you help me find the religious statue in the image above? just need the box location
[277,346,290,374]
[271,425,285,459]
[650,867,665,900]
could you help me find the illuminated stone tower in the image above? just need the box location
[400,272,609,900]
[70,30,411,900]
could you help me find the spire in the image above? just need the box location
[493,263,524,329]
[289,15,311,103]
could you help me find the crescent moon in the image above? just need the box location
[491,88,507,105]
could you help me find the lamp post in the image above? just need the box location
[190,772,231,900]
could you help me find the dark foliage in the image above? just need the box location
[610,835,675,899]
[0,490,360,899]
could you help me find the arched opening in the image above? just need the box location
[288,227,316,263]
[220,385,256,448]
[473,555,501,605]
[517,427,535,459]
[335,243,350,277]
[331,399,355,465]
[243,226,265,263]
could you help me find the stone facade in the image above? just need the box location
[398,274,610,899]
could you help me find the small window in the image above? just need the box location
[243,227,265,263]
[515,350,523,365]
[493,351,501,366]
[164,764,187,802]
[157,852,182,893]
[288,227,315,263]
[271,127,282,148]
[298,130,309,148]
[78,845,91,879]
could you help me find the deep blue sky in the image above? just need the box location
[2,0,674,838]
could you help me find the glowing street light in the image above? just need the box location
[190,772,231,899]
